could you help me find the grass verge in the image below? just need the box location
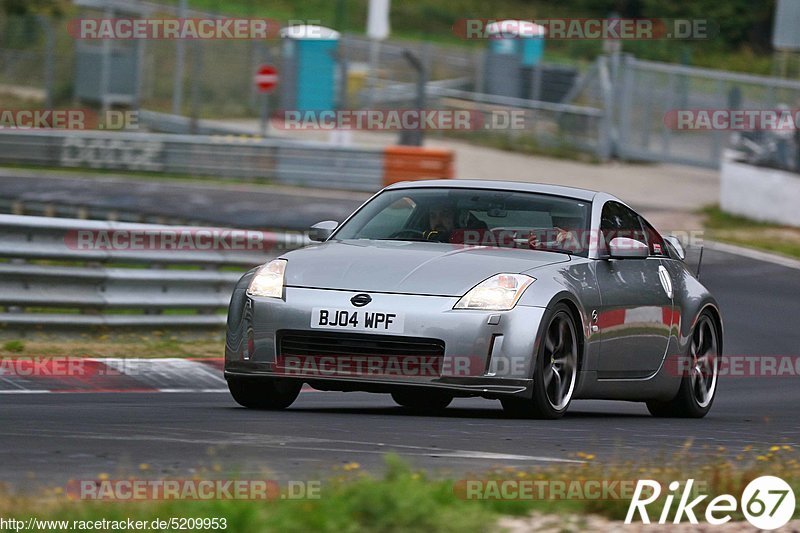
[0,333,223,359]
[701,205,800,260]
[1,448,798,532]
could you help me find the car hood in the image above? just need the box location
[281,239,570,296]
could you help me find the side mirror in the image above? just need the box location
[308,220,338,242]
[663,235,686,261]
[608,237,649,259]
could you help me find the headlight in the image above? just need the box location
[454,274,535,311]
[246,259,287,299]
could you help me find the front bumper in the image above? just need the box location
[225,286,546,397]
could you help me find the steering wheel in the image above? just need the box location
[529,228,571,250]
[389,229,427,240]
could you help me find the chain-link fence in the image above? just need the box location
[3,7,800,171]
[0,11,477,115]
[616,56,800,172]
[0,14,75,107]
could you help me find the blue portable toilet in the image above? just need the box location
[486,19,546,66]
[280,25,341,113]
[484,20,546,98]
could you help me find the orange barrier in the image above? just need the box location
[382,146,454,186]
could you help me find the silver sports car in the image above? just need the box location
[225,180,722,419]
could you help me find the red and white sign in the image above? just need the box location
[254,64,278,93]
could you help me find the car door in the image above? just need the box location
[594,201,674,378]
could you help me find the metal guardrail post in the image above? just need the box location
[399,49,427,146]
[617,55,636,163]
[37,15,55,110]
[596,55,614,161]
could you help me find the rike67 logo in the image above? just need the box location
[626,476,796,529]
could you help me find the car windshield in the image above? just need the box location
[333,187,592,256]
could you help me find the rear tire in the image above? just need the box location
[391,390,452,412]
[646,311,720,418]
[501,303,579,420]
[228,378,302,410]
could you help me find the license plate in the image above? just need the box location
[310,308,404,333]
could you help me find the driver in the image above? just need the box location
[424,203,488,242]
[425,204,458,241]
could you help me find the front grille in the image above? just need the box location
[277,330,445,359]
[275,330,446,378]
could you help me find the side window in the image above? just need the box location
[600,201,646,252]
[639,217,666,256]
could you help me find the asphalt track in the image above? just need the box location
[1,248,799,489]
[0,170,366,230]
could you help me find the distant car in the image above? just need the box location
[225,180,722,419]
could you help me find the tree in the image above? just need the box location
[1,0,71,17]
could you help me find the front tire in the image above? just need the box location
[647,311,720,418]
[228,378,302,410]
[502,303,579,419]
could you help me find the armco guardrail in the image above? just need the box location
[0,129,455,191]
[0,129,387,191]
[0,214,308,330]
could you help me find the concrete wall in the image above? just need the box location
[720,151,800,227]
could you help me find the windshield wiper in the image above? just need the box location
[373,237,431,243]
[531,247,578,256]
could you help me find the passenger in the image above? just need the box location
[527,225,578,252]
[424,203,487,243]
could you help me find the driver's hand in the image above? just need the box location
[424,230,449,242]
[528,227,571,249]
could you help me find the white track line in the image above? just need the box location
[0,428,581,464]
[706,240,800,271]
[0,389,53,394]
